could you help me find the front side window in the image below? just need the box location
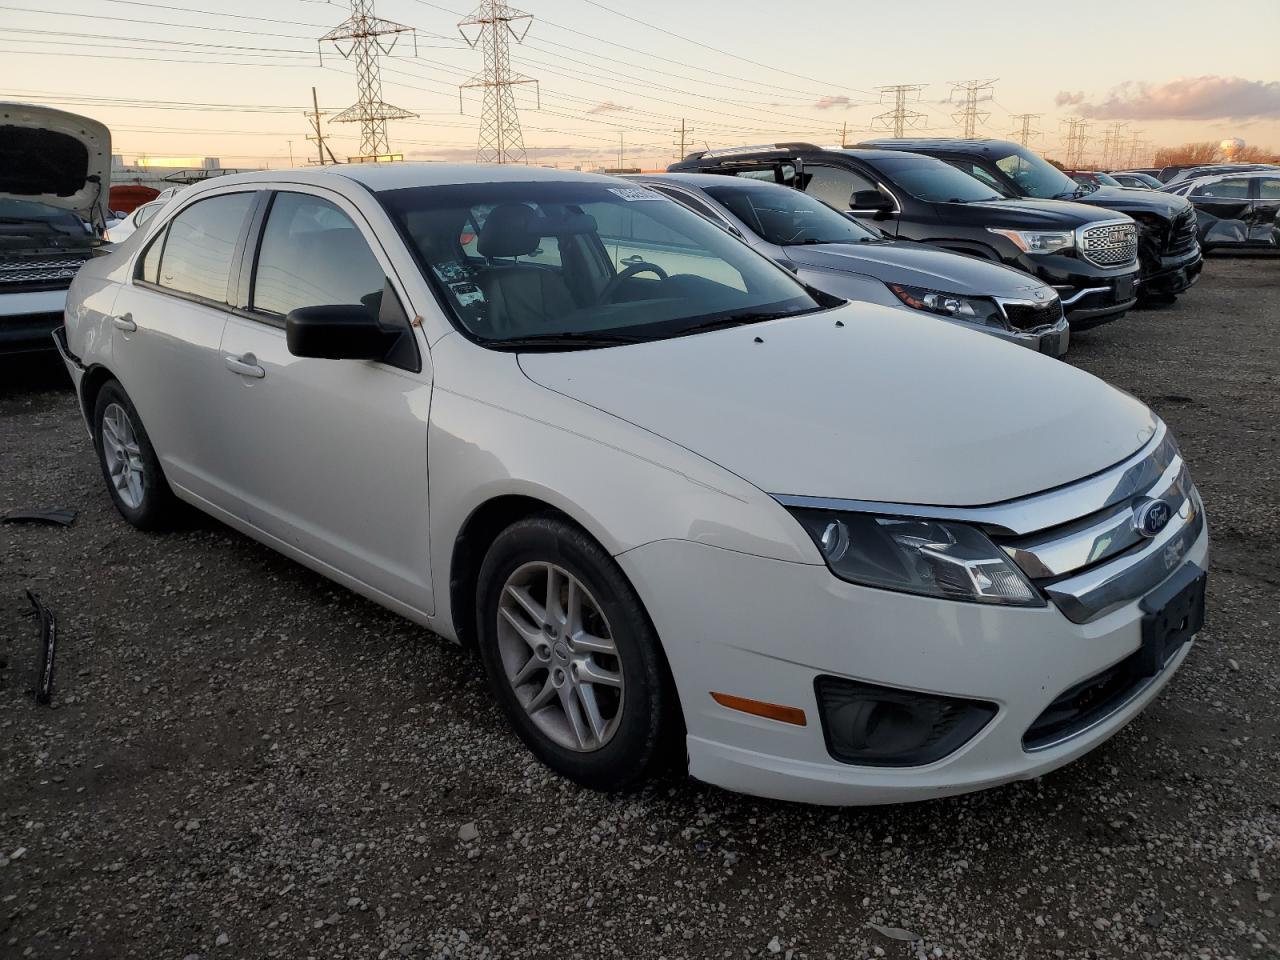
[949,161,1013,196]
[1192,178,1250,199]
[874,156,1004,204]
[991,147,1080,199]
[704,183,883,246]
[155,192,254,303]
[801,164,875,210]
[252,193,385,319]
[379,180,825,346]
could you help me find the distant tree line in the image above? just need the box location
[1151,142,1279,166]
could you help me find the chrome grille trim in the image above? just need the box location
[0,256,90,286]
[1077,220,1138,268]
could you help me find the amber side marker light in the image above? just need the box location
[711,692,807,726]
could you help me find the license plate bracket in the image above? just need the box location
[1115,274,1136,303]
[1137,564,1206,678]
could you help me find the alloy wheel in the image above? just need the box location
[496,561,624,752]
[101,402,146,509]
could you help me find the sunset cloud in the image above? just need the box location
[814,95,850,110]
[587,100,627,115]
[1055,76,1280,121]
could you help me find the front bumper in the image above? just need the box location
[982,316,1070,358]
[1004,252,1139,330]
[617,525,1208,806]
[1139,249,1203,299]
[0,289,69,354]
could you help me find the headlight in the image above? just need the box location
[787,508,1043,606]
[987,228,1074,254]
[886,283,1004,327]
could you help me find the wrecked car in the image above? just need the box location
[0,102,110,355]
[1166,171,1280,252]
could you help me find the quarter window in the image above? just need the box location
[252,193,385,319]
[155,193,254,303]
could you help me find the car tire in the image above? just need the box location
[475,514,679,791]
[92,380,179,530]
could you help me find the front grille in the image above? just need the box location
[1164,209,1198,255]
[1079,222,1138,268]
[0,255,90,289]
[1002,299,1064,331]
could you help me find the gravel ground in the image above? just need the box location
[2,255,1278,960]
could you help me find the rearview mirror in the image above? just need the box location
[850,189,893,217]
[285,277,419,372]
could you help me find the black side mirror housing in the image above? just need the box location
[285,277,420,371]
[850,189,893,219]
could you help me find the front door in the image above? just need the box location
[213,188,435,615]
[800,162,899,236]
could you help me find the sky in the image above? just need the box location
[2,0,1278,171]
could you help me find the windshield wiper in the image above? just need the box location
[678,309,814,336]
[498,331,643,350]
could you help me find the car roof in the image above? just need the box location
[173,162,627,198]
[631,172,798,191]
[678,145,930,164]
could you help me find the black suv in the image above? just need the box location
[860,139,1202,302]
[670,144,1140,329]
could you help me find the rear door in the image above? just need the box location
[108,189,259,504]
[1190,176,1254,223]
[213,187,435,615]
[1249,176,1280,243]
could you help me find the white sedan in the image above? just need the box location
[104,200,163,244]
[55,165,1207,805]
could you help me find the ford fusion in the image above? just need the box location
[56,165,1208,805]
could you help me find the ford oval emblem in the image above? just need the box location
[1134,499,1172,538]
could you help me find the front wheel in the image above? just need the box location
[92,380,179,530]
[475,515,678,791]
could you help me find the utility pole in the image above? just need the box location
[304,86,340,165]
[1009,113,1041,148]
[673,118,692,159]
[840,120,847,148]
[949,79,996,138]
[459,0,540,164]
[872,84,926,138]
[1061,117,1090,169]
[287,140,294,167]
[320,0,417,160]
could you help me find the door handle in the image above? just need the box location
[110,313,136,332]
[224,353,265,379]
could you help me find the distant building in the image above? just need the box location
[110,155,261,191]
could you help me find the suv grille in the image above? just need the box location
[1002,299,1063,331]
[0,255,90,289]
[1079,222,1138,268]
[1164,208,1198,255]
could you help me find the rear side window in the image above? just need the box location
[1258,178,1280,200]
[154,193,254,303]
[1192,178,1250,199]
[251,192,385,319]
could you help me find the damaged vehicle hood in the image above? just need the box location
[782,241,1046,298]
[0,102,111,226]
[518,302,1157,507]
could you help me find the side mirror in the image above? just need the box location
[850,189,893,218]
[285,278,420,371]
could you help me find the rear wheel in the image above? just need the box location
[475,515,677,791]
[92,380,179,530]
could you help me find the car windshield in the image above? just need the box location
[992,146,1080,198]
[0,197,83,232]
[702,183,883,245]
[379,180,826,347]
[871,156,1003,203]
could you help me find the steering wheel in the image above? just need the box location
[599,260,668,302]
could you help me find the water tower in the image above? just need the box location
[1221,137,1246,160]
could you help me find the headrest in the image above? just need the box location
[477,203,540,259]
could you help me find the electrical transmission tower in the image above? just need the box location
[949,79,996,138]
[320,0,417,160]
[1061,118,1090,168]
[1125,132,1150,168]
[1098,121,1129,169]
[872,84,926,138]
[459,1,540,164]
[1009,113,1042,148]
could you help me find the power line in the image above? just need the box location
[949,79,996,138]
[872,84,926,138]
[458,0,538,164]
[321,0,418,158]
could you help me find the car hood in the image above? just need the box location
[1072,184,1191,220]
[954,197,1123,228]
[518,302,1157,506]
[782,241,1046,297]
[0,102,111,224]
